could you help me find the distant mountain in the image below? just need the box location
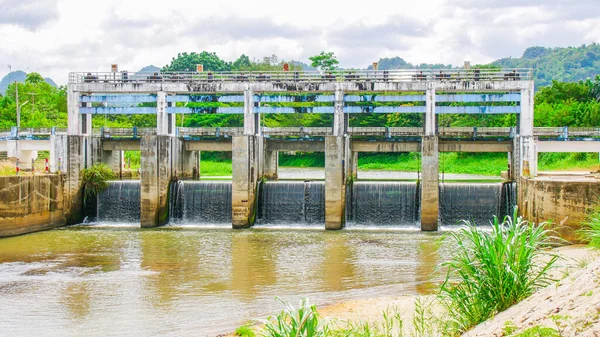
[0,71,58,95]
[367,57,453,70]
[492,43,600,88]
[138,65,161,73]
[290,61,316,71]
[44,77,57,88]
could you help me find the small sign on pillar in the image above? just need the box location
[111,64,118,72]
[196,64,204,72]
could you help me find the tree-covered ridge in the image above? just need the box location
[492,43,600,88]
[162,52,303,72]
[367,57,453,70]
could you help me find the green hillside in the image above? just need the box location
[492,44,600,88]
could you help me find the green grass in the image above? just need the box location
[259,298,330,337]
[235,325,256,337]
[193,151,600,177]
[200,160,232,176]
[577,205,600,247]
[538,152,600,172]
[513,326,561,337]
[438,210,557,335]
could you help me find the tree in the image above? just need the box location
[309,51,339,71]
[162,52,231,72]
[25,72,44,84]
[232,54,252,71]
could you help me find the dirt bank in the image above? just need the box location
[224,245,597,336]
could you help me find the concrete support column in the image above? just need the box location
[102,149,122,177]
[67,87,80,136]
[349,150,358,181]
[50,134,67,173]
[519,83,536,177]
[232,135,259,228]
[65,135,85,224]
[424,87,436,136]
[509,135,520,181]
[156,91,175,137]
[521,136,538,177]
[421,136,439,231]
[333,85,345,136]
[263,150,278,180]
[243,88,256,136]
[180,149,198,179]
[325,136,346,230]
[140,135,172,228]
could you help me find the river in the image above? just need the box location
[0,227,452,336]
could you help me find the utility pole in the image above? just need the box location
[16,81,19,128]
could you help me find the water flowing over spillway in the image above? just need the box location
[439,182,516,226]
[170,180,232,225]
[257,181,325,226]
[347,182,420,227]
[97,180,141,223]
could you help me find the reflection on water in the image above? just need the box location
[0,227,452,336]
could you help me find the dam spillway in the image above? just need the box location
[95,180,516,228]
[169,181,232,225]
[257,181,325,226]
[347,182,420,227]
[439,182,516,226]
[97,180,141,223]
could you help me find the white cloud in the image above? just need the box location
[0,0,598,84]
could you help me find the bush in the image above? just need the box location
[259,298,330,337]
[578,205,600,248]
[81,163,116,206]
[235,325,256,337]
[438,210,557,335]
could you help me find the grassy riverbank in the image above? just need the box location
[198,152,600,177]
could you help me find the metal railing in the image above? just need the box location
[69,68,533,84]
[95,127,157,138]
[178,127,243,137]
[438,127,514,137]
[262,127,332,137]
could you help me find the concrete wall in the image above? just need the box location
[0,175,66,237]
[519,176,600,242]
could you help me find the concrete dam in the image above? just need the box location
[2,68,599,233]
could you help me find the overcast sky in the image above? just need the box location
[1,0,599,84]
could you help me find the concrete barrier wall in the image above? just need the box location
[519,176,600,242]
[0,175,67,237]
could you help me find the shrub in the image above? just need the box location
[81,163,116,206]
[438,210,557,335]
[578,205,600,248]
[235,325,256,337]
[259,298,330,337]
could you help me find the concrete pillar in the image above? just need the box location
[232,135,259,228]
[424,87,436,136]
[325,136,346,230]
[243,88,256,136]
[333,85,345,136]
[349,150,358,181]
[263,150,278,180]
[67,87,80,136]
[156,91,175,137]
[521,136,538,177]
[519,83,537,177]
[519,85,534,138]
[509,135,520,181]
[140,135,172,228]
[65,135,85,224]
[102,149,122,177]
[50,134,67,173]
[421,136,439,231]
[180,149,198,179]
